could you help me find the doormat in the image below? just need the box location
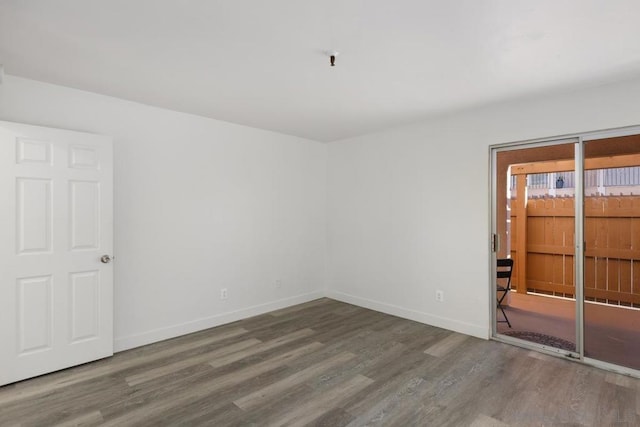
[502,331,575,351]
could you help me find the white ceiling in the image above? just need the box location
[1,1,640,142]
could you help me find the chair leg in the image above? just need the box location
[497,301,511,328]
[496,291,511,328]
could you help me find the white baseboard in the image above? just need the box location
[114,291,324,352]
[325,290,490,340]
[115,289,489,352]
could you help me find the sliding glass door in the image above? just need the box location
[493,141,578,354]
[493,129,640,373]
[582,134,640,370]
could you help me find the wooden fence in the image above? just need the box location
[510,195,640,307]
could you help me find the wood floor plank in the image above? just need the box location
[344,375,434,426]
[424,332,470,357]
[126,369,290,427]
[342,351,439,417]
[209,327,315,368]
[125,337,261,386]
[234,350,356,411]
[557,365,605,426]
[309,407,356,426]
[594,381,639,425]
[606,371,637,389]
[469,413,510,427]
[180,401,248,426]
[53,410,104,427]
[239,303,337,339]
[304,341,406,392]
[419,343,522,426]
[265,374,374,426]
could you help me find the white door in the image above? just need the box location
[0,121,113,386]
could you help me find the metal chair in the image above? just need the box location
[496,258,514,328]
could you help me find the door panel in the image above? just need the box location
[17,275,53,354]
[17,178,52,254]
[70,180,101,250]
[494,141,578,352]
[70,270,101,343]
[0,121,113,386]
[583,135,640,370]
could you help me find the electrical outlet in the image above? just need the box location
[275,279,282,289]
[435,290,444,302]
[220,288,228,300]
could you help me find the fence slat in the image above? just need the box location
[511,194,640,306]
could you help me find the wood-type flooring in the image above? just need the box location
[1,298,639,426]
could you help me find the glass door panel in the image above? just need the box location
[495,142,577,352]
[583,135,640,369]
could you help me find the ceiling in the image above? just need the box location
[1,1,640,142]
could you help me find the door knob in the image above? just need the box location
[100,255,113,264]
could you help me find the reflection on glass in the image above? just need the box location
[583,136,640,370]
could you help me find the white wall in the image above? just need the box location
[4,74,640,352]
[327,77,640,339]
[0,76,327,351]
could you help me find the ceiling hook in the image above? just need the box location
[327,51,339,67]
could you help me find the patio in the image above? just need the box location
[497,292,640,371]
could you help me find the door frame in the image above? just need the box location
[489,124,640,377]
[490,136,580,359]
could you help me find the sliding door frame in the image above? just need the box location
[490,124,640,376]
[490,136,579,359]
[579,126,640,376]
[575,139,585,359]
